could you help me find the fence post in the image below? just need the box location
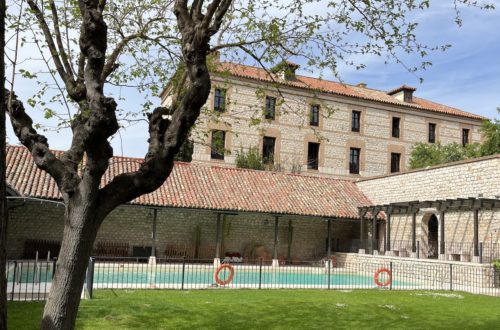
[259,258,262,290]
[328,259,331,290]
[85,257,95,299]
[11,261,17,301]
[449,263,453,291]
[479,242,483,264]
[52,258,57,279]
[416,241,420,259]
[389,261,393,291]
[181,256,186,290]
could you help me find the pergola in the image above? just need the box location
[358,197,500,260]
[210,212,351,265]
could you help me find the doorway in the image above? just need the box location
[427,215,439,259]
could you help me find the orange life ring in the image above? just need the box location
[374,268,392,287]
[214,264,235,285]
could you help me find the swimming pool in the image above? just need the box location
[88,264,409,289]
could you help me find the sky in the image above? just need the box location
[6,1,500,158]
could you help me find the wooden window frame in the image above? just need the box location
[210,130,226,160]
[349,148,360,174]
[307,142,320,170]
[310,104,320,127]
[351,110,361,132]
[214,88,226,112]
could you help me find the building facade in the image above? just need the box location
[162,62,485,178]
[357,155,500,262]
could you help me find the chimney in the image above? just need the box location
[272,60,300,80]
[387,85,416,103]
[356,82,367,88]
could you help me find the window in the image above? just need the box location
[307,142,320,170]
[210,130,225,160]
[462,128,470,146]
[352,111,361,132]
[392,117,400,138]
[262,136,276,164]
[265,96,276,120]
[214,88,226,112]
[349,148,360,174]
[390,153,401,173]
[428,123,436,143]
[310,104,320,126]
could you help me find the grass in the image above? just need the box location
[8,290,500,329]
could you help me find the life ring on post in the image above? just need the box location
[374,268,392,287]
[214,263,235,285]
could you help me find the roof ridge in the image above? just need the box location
[200,161,356,183]
[216,62,486,121]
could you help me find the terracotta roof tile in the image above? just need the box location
[216,63,486,121]
[6,145,373,219]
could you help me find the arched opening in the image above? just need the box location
[427,215,439,259]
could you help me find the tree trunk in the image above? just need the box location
[0,0,8,327]
[41,203,100,330]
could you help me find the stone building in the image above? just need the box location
[161,61,486,178]
[357,154,500,263]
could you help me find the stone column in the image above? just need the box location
[327,218,332,258]
[214,213,222,267]
[473,208,480,263]
[411,210,417,258]
[272,216,280,267]
[359,216,365,254]
[149,208,158,266]
[372,213,378,255]
[439,210,446,260]
[385,213,392,256]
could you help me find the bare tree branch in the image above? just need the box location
[101,32,143,80]
[191,0,204,20]
[49,0,74,77]
[26,0,80,98]
[174,0,192,32]
[4,90,75,197]
[208,0,232,35]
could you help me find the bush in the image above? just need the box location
[235,146,265,170]
[409,142,481,170]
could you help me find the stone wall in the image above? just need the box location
[336,253,497,290]
[6,201,359,261]
[357,155,500,203]
[177,75,483,178]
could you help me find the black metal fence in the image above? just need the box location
[83,256,500,299]
[5,260,56,301]
[6,256,500,301]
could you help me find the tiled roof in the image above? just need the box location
[6,145,373,219]
[216,62,486,121]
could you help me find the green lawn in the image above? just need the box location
[8,290,500,329]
